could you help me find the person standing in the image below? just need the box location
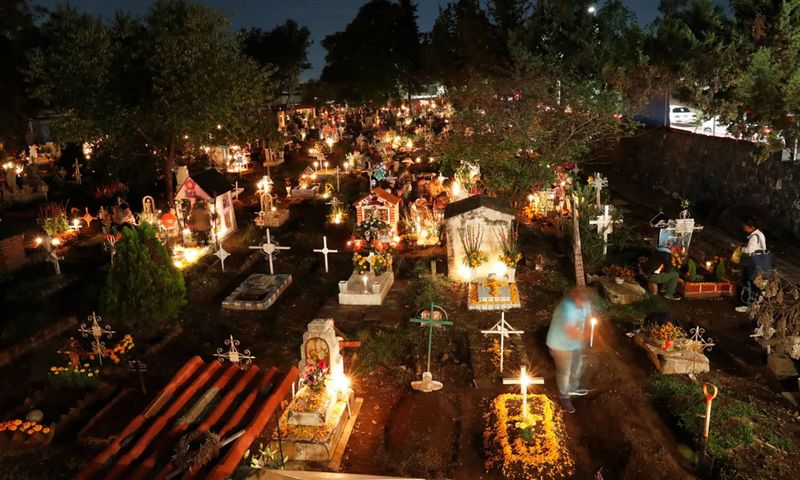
[736,219,771,311]
[546,287,594,413]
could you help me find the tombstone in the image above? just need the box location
[656,208,703,254]
[298,319,344,378]
[254,191,289,228]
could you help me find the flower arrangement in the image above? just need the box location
[38,202,69,237]
[370,250,391,276]
[354,217,390,242]
[0,419,51,436]
[301,358,328,391]
[484,394,574,479]
[645,322,686,351]
[670,246,686,268]
[603,264,635,283]
[353,252,370,274]
[48,364,101,389]
[106,334,134,364]
[496,224,522,268]
[460,225,487,268]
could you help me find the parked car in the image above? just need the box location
[696,116,729,136]
[669,105,697,125]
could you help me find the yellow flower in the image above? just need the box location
[87,373,94,377]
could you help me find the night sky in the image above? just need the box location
[31,1,723,80]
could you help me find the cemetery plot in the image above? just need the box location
[222,273,292,311]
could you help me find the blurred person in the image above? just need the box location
[546,287,595,413]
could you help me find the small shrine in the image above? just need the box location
[175,168,237,242]
[444,195,514,281]
[278,319,362,467]
[254,190,289,228]
[354,188,401,236]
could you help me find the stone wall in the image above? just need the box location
[611,127,800,237]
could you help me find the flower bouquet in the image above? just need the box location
[603,264,635,284]
[353,252,370,275]
[301,358,328,391]
[496,224,522,268]
[370,250,391,276]
[645,322,686,351]
[460,225,487,269]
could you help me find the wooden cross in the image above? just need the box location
[481,311,524,372]
[410,303,453,374]
[589,205,621,255]
[249,228,290,275]
[503,366,544,418]
[313,236,338,273]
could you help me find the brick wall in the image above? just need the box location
[0,234,26,274]
[611,127,800,237]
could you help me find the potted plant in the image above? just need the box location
[459,225,487,282]
[496,223,522,281]
[353,251,370,275]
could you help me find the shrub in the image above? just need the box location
[101,224,186,336]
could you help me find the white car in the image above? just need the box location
[696,116,729,136]
[669,105,697,125]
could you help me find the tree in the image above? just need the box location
[321,0,422,102]
[426,0,505,86]
[29,0,273,202]
[0,0,39,150]
[436,53,634,284]
[101,223,186,336]
[240,19,311,104]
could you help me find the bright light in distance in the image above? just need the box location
[588,5,596,14]
[51,238,61,246]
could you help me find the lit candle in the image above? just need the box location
[590,317,598,347]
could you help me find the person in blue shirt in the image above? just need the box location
[546,287,594,413]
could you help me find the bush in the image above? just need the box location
[101,224,186,336]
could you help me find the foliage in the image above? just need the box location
[100,224,186,336]
[29,0,275,200]
[748,270,800,358]
[38,202,69,236]
[686,258,699,282]
[320,0,422,102]
[496,223,522,267]
[715,258,727,282]
[408,262,456,311]
[647,375,797,463]
[300,358,328,391]
[48,364,100,390]
[459,224,487,268]
[240,19,311,100]
[246,443,287,470]
[353,328,409,374]
[0,0,39,148]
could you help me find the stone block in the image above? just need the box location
[338,271,393,305]
[767,353,798,379]
[598,276,647,305]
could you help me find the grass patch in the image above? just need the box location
[647,375,797,478]
[352,328,409,374]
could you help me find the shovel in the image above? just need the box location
[696,382,718,475]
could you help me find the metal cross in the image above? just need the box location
[589,205,621,255]
[249,228,290,275]
[481,311,524,372]
[214,245,231,272]
[214,335,255,367]
[410,303,453,374]
[78,312,115,365]
[313,236,339,273]
[591,173,609,208]
[503,366,544,419]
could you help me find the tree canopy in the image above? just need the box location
[29,0,274,201]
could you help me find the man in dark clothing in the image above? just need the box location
[644,247,681,300]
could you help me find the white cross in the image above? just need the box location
[214,245,231,272]
[249,228,290,275]
[589,205,621,255]
[314,236,339,273]
[481,311,524,372]
[591,173,608,208]
[502,366,544,418]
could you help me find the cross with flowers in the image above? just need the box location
[503,366,544,418]
[78,312,115,365]
[481,311,524,372]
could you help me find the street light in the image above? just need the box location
[588,5,597,15]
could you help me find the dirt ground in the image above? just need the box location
[1,153,800,479]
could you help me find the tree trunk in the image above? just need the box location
[571,191,586,287]
[164,139,176,204]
